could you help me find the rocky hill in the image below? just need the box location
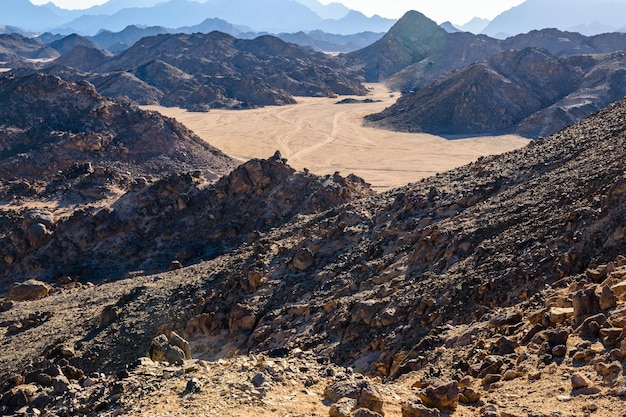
[0,34,59,63]
[344,10,449,82]
[349,11,626,91]
[1,76,626,416]
[0,73,235,201]
[366,47,626,138]
[47,33,103,56]
[37,31,367,110]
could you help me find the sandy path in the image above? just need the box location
[145,84,530,191]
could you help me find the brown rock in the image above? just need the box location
[600,328,623,347]
[549,307,574,324]
[572,287,600,323]
[6,279,51,301]
[459,386,481,403]
[489,310,522,328]
[329,397,357,417]
[169,331,192,360]
[401,401,440,417]
[492,336,519,355]
[576,313,607,338]
[292,247,314,270]
[596,361,623,376]
[148,334,186,365]
[324,379,384,415]
[571,373,591,389]
[353,408,383,417]
[611,280,626,299]
[418,380,459,410]
[599,285,617,310]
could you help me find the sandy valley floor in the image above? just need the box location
[146,84,530,191]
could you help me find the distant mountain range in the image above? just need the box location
[2,0,395,36]
[11,30,368,110]
[4,4,626,139]
[482,0,626,38]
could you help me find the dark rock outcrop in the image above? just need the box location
[0,73,235,192]
[43,31,367,110]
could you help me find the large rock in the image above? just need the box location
[147,334,189,365]
[324,379,384,415]
[6,279,51,301]
[401,401,440,417]
[418,380,459,411]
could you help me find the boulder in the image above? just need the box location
[169,331,192,360]
[401,401,440,417]
[324,379,384,415]
[571,373,591,389]
[6,279,51,301]
[329,398,358,417]
[148,334,187,365]
[418,380,459,410]
[292,247,315,270]
[353,408,383,417]
[599,285,617,310]
[572,287,600,323]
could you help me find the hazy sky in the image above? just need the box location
[29,0,526,24]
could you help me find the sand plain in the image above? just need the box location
[145,84,530,192]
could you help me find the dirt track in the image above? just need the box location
[145,84,530,191]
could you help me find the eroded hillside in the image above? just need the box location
[1,79,626,416]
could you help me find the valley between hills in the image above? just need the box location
[146,84,529,191]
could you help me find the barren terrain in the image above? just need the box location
[146,84,530,191]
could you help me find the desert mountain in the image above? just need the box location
[1,0,62,32]
[348,11,626,89]
[0,73,235,200]
[46,33,103,55]
[483,0,626,38]
[0,33,59,63]
[366,47,626,138]
[2,76,626,416]
[85,22,381,54]
[345,10,449,82]
[347,11,626,138]
[49,0,395,36]
[457,17,490,34]
[34,31,367,110]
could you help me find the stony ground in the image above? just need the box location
[2,71,626,417]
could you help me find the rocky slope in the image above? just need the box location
[366,48,626,138]
[0,73,235,200]
[33,31,367,110]
[1,78,626,416]
[346,11,626,89]
[347,11,626,138]
[0,33,59,63]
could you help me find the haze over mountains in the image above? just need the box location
[482,0,626,38]
[4,0,395,36]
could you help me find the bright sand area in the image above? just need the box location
[145,84,530,192]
